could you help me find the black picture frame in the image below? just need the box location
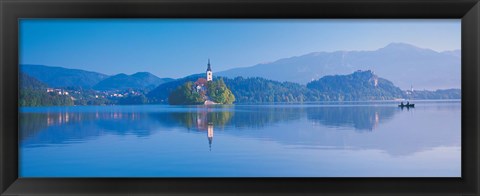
[1,0,479,195]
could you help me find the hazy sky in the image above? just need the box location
[20,19,460,78]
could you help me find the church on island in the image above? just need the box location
[168,59,234,105]
[194,59,217,105]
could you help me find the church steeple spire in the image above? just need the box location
[207,59,212,72]
[206,59,213,81]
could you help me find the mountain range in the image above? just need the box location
[20,64,173,90]
[20,43,460,92]
[217,43,460,90]
[93,72,173,91]
[21,64,108,88]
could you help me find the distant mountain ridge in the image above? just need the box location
[441,49,461,58]
[217,43,460,90]
[93,72,174,91]
[21,64,108,88]
[20,42,460,94]
[20,64,173,90]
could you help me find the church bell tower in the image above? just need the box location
[206,59,212,81]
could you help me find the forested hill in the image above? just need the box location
[147,70,461,103]
[225,70,405,102]
[148,70,411,103]
[20,73,48,89]
[19,73,74,106]
[222,77,319,103]
[147,74,204,103]
[306,70,405,101]
[147,74,314,103]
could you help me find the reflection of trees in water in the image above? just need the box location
[20,113,50,141]
[158,105,396,134]
[20,112,101,144]
[20,107,238,146]
[20,112,88,141]
[306,106,396,131]
[232,106,305,129]
[166,110,233,131]
[150,109,234,151]
[20,111,160,144]
[166,106,397,132]
[20,105,399,146]
[162,106,304,130]
[20,105,458,157]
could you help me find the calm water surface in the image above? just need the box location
[19,100,461,177]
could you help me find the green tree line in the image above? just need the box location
[19,89,74,107]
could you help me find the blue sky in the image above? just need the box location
[20,19,460,78]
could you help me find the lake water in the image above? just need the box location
[19,100,461,177]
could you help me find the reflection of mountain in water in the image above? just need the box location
[20,112,163,146]
[19,104,460,156]
[229,106,305,129]
[20,106,392,146]
[306,106,396,131]
[166,106,393,132]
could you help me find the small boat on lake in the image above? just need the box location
[398,103,415,108]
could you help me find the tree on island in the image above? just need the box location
[207,79,235,104]
[168,79,235,105]
[168,82,205,105]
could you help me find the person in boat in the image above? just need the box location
[400,102,404,106]
[407,101,410,106]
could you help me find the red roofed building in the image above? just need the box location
[195,78,208,86]
[192,60,217,102]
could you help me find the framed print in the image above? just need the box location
[1,0,479,195]
[17,18,463,178]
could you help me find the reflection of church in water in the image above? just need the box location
[195,107,215,151]
[194,60,215,150]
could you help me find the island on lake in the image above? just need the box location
[168,60,235,105]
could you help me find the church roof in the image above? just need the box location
[195,78,208,85]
